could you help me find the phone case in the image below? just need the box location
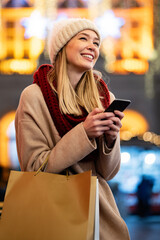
[105,99,131,112]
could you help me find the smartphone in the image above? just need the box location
[105,99,131,112]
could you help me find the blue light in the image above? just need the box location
[94,10,125,39]
[145,153,156,165]
[21,10,48,39]
[7,120,19,169]
[121,152,130,164]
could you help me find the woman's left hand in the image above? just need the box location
[104,110,124,148]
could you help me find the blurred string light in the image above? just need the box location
[138,132,160,147]
[121,152,130,164]
[144,153,156,165]
[120,109,160,147]
[121,129,160,148]
[120,109,149,140]
[121,130,160,148]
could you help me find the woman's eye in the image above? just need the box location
[79,37,87,40]
[94,42,100,47]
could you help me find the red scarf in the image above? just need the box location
[33,64,110,137]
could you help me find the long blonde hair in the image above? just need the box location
[48,47,104,116]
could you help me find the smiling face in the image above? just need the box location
[65,29,100,75]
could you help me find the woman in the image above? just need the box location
[15,18,130,239]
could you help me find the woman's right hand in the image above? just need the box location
[83,108,115,139]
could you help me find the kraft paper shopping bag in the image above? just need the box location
[0,170,98,240]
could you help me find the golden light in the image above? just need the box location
[0,59,37,74]
[0,111,16,167]
[106,58,149,74]
[0,7,45,74]
[57,8,89,18]
[100,2,154,74]
[120,109,149,140]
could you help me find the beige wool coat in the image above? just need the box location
[15,84,130,240]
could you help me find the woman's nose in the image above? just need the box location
[87,43,95,51]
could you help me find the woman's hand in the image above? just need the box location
[83,108,115,139]
[104,110,124,148]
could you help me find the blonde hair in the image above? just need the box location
[48,47,104,116]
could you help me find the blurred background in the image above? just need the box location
[0,0,160,239]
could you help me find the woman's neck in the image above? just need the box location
[67,69,84,90]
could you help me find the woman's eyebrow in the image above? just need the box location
[78,32,99,41]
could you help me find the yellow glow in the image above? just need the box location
[0,111,16,167]
[1,7,34,19]
[14,39,24,59]
[0,7,45,74]
[107,59,149,74]
[122,59,149,73]
[0,28,7,59]
[57,8,89,18]
[102,5,154,74]
[120,109,149,140]
[143,131,153,142]
[138,131,160,147]
[120,131,133,141]
[29,37,45,59]
[153,135,160,145]
[0,59,37,74]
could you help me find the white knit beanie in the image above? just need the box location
[48,18,100,64]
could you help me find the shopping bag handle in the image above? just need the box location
[34,154,50,176]
[34,154,69,178]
